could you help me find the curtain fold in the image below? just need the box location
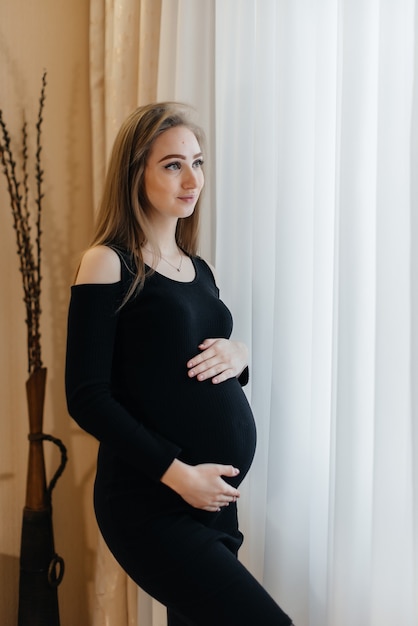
[90,0,161,211]
[89,2,162,625]
[88,1,418,625]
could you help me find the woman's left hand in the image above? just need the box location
[187,338,248,384]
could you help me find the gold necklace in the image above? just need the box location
[144,248,183,272]
[160,253,183,272]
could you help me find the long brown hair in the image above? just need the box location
[91,102,205,298]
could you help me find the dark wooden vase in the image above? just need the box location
[18,367,66,626]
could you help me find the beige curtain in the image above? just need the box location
[90,0,162,211]
[89,1,164,625]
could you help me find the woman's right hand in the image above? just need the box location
[161,459,240,512]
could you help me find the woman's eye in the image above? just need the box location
[165,162,181,171]
[193,158,204,168]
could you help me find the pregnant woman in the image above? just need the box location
[65,102,293,626]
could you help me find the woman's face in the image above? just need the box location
[144,125,204,222]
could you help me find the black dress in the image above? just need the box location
[65,248,292,626]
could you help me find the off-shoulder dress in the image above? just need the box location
[65,247,292,626]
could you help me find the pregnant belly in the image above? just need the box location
[143,379,257,483]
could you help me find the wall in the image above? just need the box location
[0,2,97,624]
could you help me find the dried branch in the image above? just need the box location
[0,72,47,374]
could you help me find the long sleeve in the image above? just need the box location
[65,282,181,480]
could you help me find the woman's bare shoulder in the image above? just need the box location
[75,245,121,285]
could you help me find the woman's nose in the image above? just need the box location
[182,167,199,188]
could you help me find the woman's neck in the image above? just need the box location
[145,219,179,256]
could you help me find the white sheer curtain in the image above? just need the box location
[89,1,418,625]
[160,1,418,625]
